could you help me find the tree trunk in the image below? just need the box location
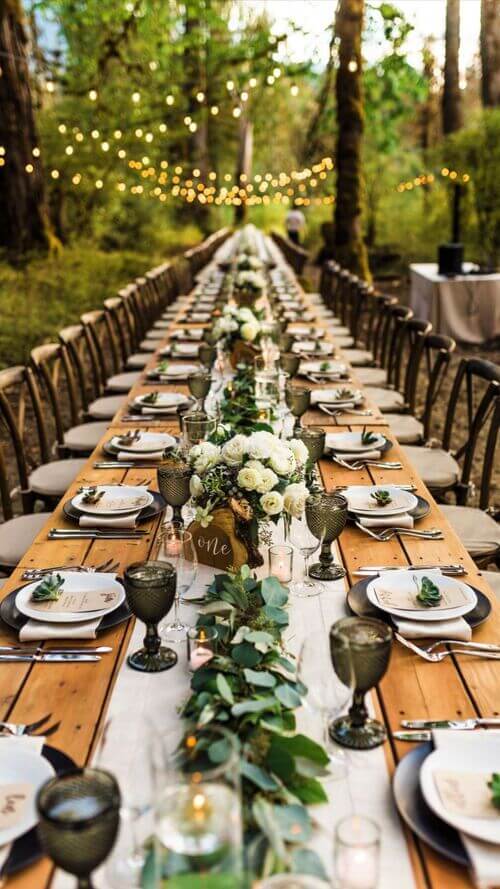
[183,0,210,232]
[480,0,500,106]
[442,0,463,134]
[333,0,370,280]
[234,117,253,224]
[0,0,52,254]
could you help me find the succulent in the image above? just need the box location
[32,573,65,602]
[77,485,104,504]
[488,774,500,809]
[415,575,442,607]
[361,427,378,446]
[337,388,354,400]
[319,361,331,372]
[143,392,159,405]
[157,360,170,373]
[370,489,392,506]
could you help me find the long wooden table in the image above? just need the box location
[1,255,498,889]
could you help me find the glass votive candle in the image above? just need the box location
[268,544,293,584]
[187,625,217,671]
[334,815,381,889]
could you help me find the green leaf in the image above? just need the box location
[266,744,296,783]
[261,711,296,734]
[231,697,277,717]
[252,797,287,861]
[261,575,288,607]
[272,734,330,766]
[216,673,234,704]
[263,605,289,626]
[241,760,279,791]
[273,804,312,843]
[244,668,277,688]
[288,775,328,804]
[274,683,303,709]
[245,630,275,646]
[208,737,233,764]
[291,847,329,880]
[232,642,263,667]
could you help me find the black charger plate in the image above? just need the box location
[347,577,491,630]
[348,494,430,525]
[1,745,76,878]
[393,742,469,867]
[0,585,131,635]
[63,490,166,526]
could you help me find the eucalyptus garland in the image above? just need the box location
[181,566,329,882]
[219,364,275,435]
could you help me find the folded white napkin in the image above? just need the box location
[333,450,382,461]
[358,513,414,529]
[138,406,177,415]
[20,618,101,641]
[117,450,164,462]
[393,615,472,640]
[79,511,140,529]
[432,730,500,887]
[318,401,355,412]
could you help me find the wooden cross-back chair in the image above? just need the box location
[356,296,404,387]
[80,310,140,394]
[59,325,126,421]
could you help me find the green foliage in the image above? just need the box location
[219,364,275,434]
[489,773,500,810]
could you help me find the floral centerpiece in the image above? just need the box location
[187,430,309,568]
[233,268,267,308]
[236,252,264,272]
[212,304,263,366]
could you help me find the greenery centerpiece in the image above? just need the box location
[236,253,265,272]
[186,430,309,569]
[219,364,276,434]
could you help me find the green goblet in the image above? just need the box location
[329,617,393,750]
[181,411,217,453]
[305,492,347,581]
[198,342,217,369]
[285,383,311,434]
[279,332,294,353]
[295,426,326,489]
[279,352,300,379]
[204,328,219,346]
[187,371,212,411]
[124,561,178,672]
[157,463,192,525]
[37,768,121,889]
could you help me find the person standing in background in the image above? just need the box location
[285,204,306,244]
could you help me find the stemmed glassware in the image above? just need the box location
[295,426,326,489]
[330,617,393,749]
[123,561,178,672]
[279,351,300,379]
[288,516,323,597]
[298,633,354,780]
[187,371,213,412]
[305,492,347,581]
[157,463,192,525]
[285,383,311,434]
[181,412,217,454]
[155,523,197,643]
[36,768,121,889]
[198,342,216,370]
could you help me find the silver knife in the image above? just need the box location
[393,731,433,742]
[0,646,112,655]
[402,718,500,730]
[0,653,101,663]
[353,564,466,576]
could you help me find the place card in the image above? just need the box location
[374,582,470,612]
[31,587,121,614]
[84,495,148,512]
[0,784,31,830]
[434,771,500,819]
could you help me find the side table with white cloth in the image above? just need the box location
[409,263,500,344]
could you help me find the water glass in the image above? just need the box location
[285,383,311,433]
[289,516,323,597]
[123,561,177,672]
[187,371,213,411]
[155,523,197,644]
[157,463,192,525]
[182,411,217,452]
[305,492,347,581]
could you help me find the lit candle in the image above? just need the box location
[187,626,217,670]
[268,544,293,584]
[334,815,380,889]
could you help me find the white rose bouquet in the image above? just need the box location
[236,253,264,272]
[234,270,267,293]
[187,431,310,551]
[211,304,262,349]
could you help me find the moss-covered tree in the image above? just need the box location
[442,0,463,134]
[480,0,500,107]
[333,0,370,279]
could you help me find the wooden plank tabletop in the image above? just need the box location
[1,268,497,889]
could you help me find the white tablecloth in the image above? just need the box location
[409,263,500,344]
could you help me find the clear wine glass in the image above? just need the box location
[155,523,197,643]
[288,516,324,597]
[298,632,355,781]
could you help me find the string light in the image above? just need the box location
[165,94,175,105]
[396,168,470,192]
[88,89,98,101]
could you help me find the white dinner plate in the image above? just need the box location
[366,573,477,621]
[420,738,500,843]
[16,571,125,623]
[325,431,386,452]
[0,740,55,846]
[293,341,334,355]
[311,388,363,407]
[150,363,199,378]
[171,329,204,341]
[72,485,153,516]
[108,432,176,454]
[133,393,188,411]
[300,360,348,376]
[344,486,418,516]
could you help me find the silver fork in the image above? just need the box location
[0,713,52,736]
[396,633,500,662]
[425,639,500,653]
[333,457,403,470]
[318,404,373,417]
[22,558,119,580]
[355,522,444,541]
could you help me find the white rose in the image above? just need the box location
[237,307,255,322]
[289,438,309,467]
[189,474,204,497]
[240,321,259,342]
[247,431,276,460]
[260,490,284,516]
[244,460,278,494]
[283,482,309,518]
[191,442,220,475]
[221,434,248,466]
[237,466,261,491]
[269,447,296,476]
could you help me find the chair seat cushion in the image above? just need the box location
[29,459,87,497]
[153,321,170,330]
[368,387,405,412]
[333,335,355,348]
[64,421,109,453]
[440,505,500,558]
[482,571,500,598]
[0,512,51,567]
[139,340,159,352]
[403,446,460,489]
[127,353,150,369]
[342,348,373,367]
[106,372,141,393]
[383,413,424,444]
[328,325,350,336]
[356,367,388,386]
[88,395,126,420]
[145,331,165,341]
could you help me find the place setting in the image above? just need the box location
[146,360,201,382]
[298,358,350,382]
[335,483,442,543]
[124,391,192,420]
[159,340,202,359]
[55,482,167,536]
[324,429,402,469]
[310,385,373,419]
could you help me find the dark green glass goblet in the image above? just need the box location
[187,371,212,411]
[280,351,300,379]
[329,617,393,750]
[36,768,121,889]
[285,383,311,434]
[157,463,192,525]
[305,492,347,581]
[198,342,217,369]
[124,561,178,672]
[296,426,326,489]
[279,332,294,353]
